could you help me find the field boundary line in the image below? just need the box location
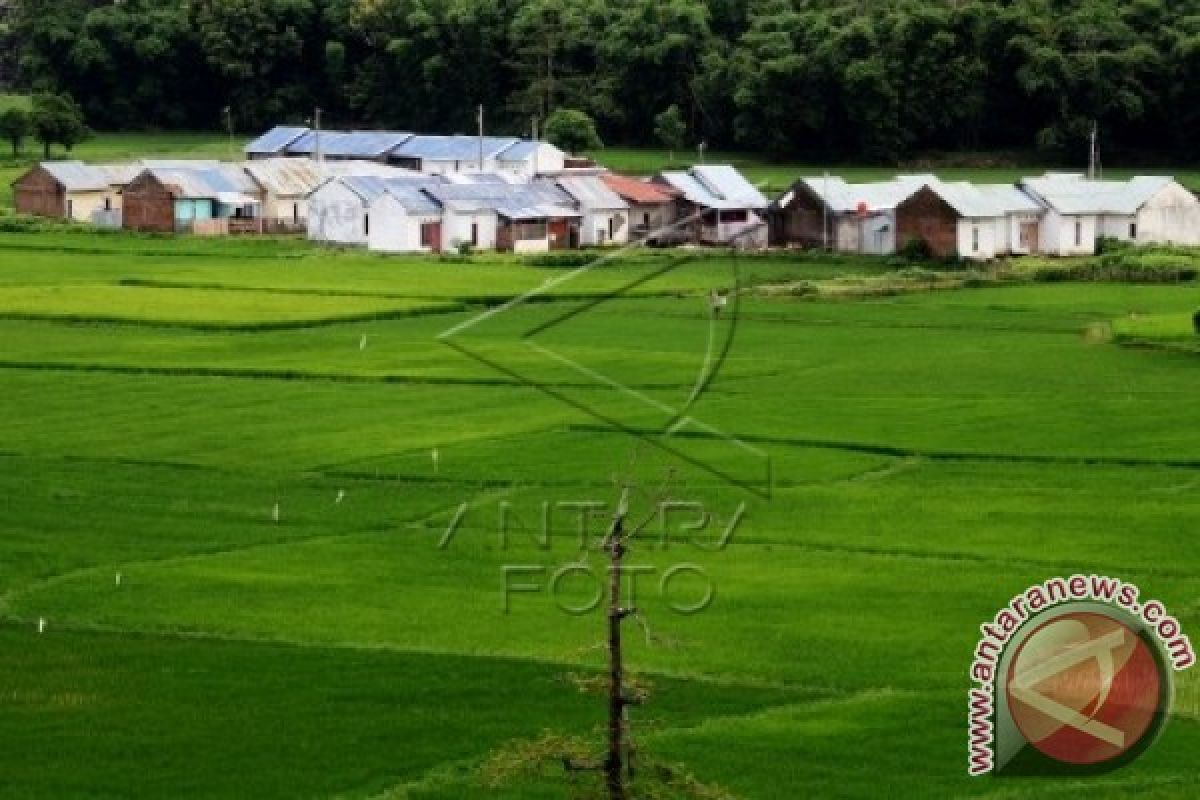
[567,424,1200,470]
[0,358,707,390]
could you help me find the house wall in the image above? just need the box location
[12,167,66,218]
[956,218,999,260]
[498,144,566,179]
[122,174,177,233]
[308,182,368,245]
[1098,214,1137,241]
[629,203,676,238]
[897,188,959,257]
[366,195,443,253]
[443,210,499,251]
[1039,211,1096,256]
[261,194,308,226]
[580,209,629,246]
[63,191,115,223]
[1137,183,1200,245]
[1006,213,1042,255]
[769,189,825,247]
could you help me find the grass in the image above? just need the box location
[0,224,1199,797]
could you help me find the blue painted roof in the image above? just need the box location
[495,140,540,160]
[286,130,414,158]
[245,126,310,155]
[390,135,521,161]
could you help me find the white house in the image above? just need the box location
[897,180,1044,260]
[655,165,769,247]
[307,174,441,246]
[549,175,630,245]
[768,175,929,254]
[242,158,423,231]
[422,182,582,253]
[494,140,567,180]
[1020,173,1200,255]
[366,187,445,254]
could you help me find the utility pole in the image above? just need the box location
[532,115,540,175]
[604,489,631,800]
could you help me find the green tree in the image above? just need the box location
[654,104,688,162]
[0,108,31,157]
[543,107,602,154]
[30,93,89,158]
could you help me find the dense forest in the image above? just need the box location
[10,0,1200,162]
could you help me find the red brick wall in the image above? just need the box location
[122,173,176,233]
[13,167,66,218]
[896,187,959,257]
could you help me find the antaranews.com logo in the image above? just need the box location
[968,574,1195,776]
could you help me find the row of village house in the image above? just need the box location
[12,126,1200,257]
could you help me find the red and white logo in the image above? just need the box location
[1005,611,1163,766]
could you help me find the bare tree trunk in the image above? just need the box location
[605,517,626,800]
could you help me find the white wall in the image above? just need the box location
[498,144,567,180]
[1137,183,1200,245]
[1039,210,1097,256]
[580,209,629,245]
[366,194,443,254]
[1098,214,1137,241]
[308,182,368,245]
[957,218,999,260]
[443,209,499,251]
[833,213,895,255]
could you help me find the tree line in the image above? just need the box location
[11,0,1200,162]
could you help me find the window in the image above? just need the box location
[1074,220,1082,247]
[513,221,548,240]
[104,197,112,212]
[293,203,300,224]
[643,212,650,227]
[972,227,980,252]
[364,214,370,237]
[608,217,615,239]
[470,223,478,246]
[420,222,438,248]
[67,199,73,218]
[719,210,748,223]
[1129,223,1137,239]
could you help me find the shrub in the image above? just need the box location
[522,251,600,268]
[897,236,932,262]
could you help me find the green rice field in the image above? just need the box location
[0,225,1198,798]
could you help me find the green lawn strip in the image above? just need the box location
[0,625,811,800]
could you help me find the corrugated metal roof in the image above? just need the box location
[378,186,443,215]
[37,161,110,192]
[286,130,414,158]
[242,158,328,197]
[245,126,310,155]
[242,159,426,197]
[974,184,1044,214]
[659,165,767,210]
[600,174,678,205]
[790,176,925,213]
[552,175,628,210]
[391,135,520,161]
[1020,173,1174,215]
[335,175,436,204]
[144,165,261,201]
[424,181,578,216]
[495,140,550,161]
